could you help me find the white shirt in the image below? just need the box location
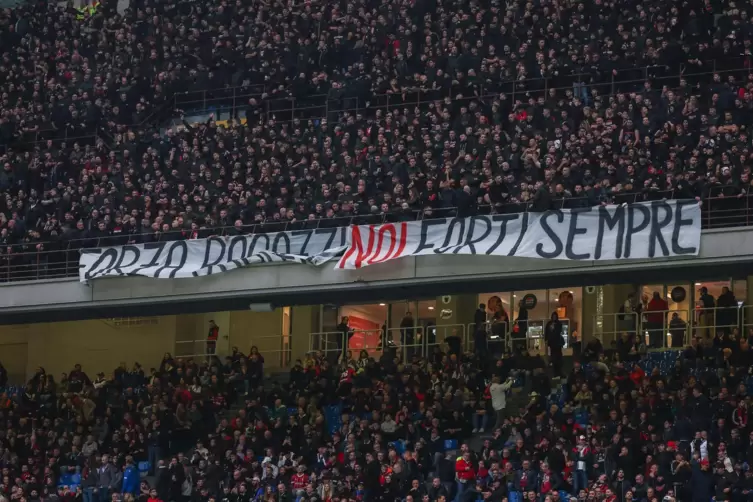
[489,379,513,411]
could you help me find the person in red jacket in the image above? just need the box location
[146,488,163,502]
[645,291,668,348]
[455,452,475,502]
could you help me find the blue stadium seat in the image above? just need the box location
[391,440,406,455]
[444,439,458,451]
[138,461,151,473]
[324,405,343,434]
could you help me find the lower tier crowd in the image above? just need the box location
[0,325,749,502]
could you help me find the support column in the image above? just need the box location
[595,284,638,347]
[745,277,753,328]
[435,294,478,348]
[174,313,205,357]
[291,305,318,363]
[581,288,597,347]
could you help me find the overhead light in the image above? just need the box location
[554,298,559,302]
[569,290,574,294]
[428,306,435,310]
[379,303,386,306]
[513,295,517,298]
[695,282,701,286]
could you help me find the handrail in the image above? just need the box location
[0,131,105,155]
[0,192,749,284]
[158,63,751,129]
[1,60,746,154]
[594,305,742,351]
[151,60,732,117]
[0,193,674,256]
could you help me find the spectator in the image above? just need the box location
[489,375,514,428]
[93,455,120,502]
[455,451,475,502]
[121,457,139,496]
[400,311,416,355]
[474,303,488,357]
[716,287,738,334]
[1,0,752,283]
[669,313,688,348]
[335,316,353,358]
[545,312,565,377]
[206,320,219,356]
[645,292,669,349]
[697,287,716,339]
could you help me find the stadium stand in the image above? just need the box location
[0,0,752,500]
[0,326,750,502]
[1,0,753,281]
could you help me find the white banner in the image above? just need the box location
[79,227,349,281]
[78,200,701,281]
[336,200,702,269]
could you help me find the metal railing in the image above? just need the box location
[467,321,511,353]
[308,329,385,361]
[162,63,751,130]
[173,84,268,115]
[248,334,292,372]
[0,131,106,155]
[162,60,740,120]
[1,64,753,281]
[309,324,467,362]
[384,324,467,361]
[174,339,216,358]
[2,191,752,283]
[1,60,746,155]
[641,308,692,349]
[596,312,641,348]
[594,305,741,351]
[702,192,753,229]
[309,330,349,361]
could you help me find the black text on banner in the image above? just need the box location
[79,227,349,281]
[336,200,701,269]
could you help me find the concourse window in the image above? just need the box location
[339,304,386,355]
[389,301,416,348]
[694,280,736,337]
[478,293,513,333]
[476,290,581,351]
[666,284,692,348]
[551,289,581,349]
[417,299,438,349]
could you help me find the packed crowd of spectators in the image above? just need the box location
[3,323,753,502]
[0,0,753,273]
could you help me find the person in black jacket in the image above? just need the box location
[428,478,450,501]
[335,316,353,361]
[545,312,565,377]
[363,452,381,498]
[437,452,457,500]
[691,461,714,502]
[474,303,488,357]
